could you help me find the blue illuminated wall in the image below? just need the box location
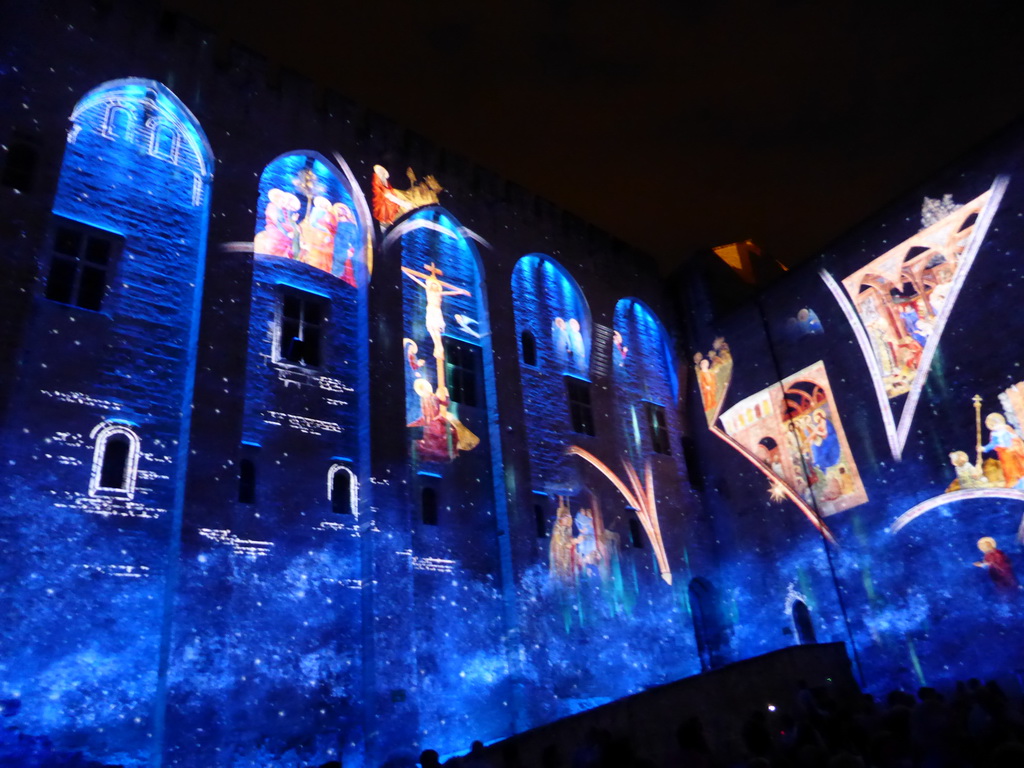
[681,153,1024,693]
[0,78,212,763]
[511,254,593,487]
[157,150,372,767]
[388,207,514,752]
[507,255,704,725]
[10,6,1024,768]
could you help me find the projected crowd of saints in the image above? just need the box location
[548,495,621,588]
[552,317,587,373]
[371,164,443,228]
[840,192,989,399]
[402,262,479,462]
[945,383,1024,493]
[255,167,360,286]
[693,338,732,425]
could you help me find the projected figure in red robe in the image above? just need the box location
[407,378,478,462]
[371,164,402,227]
[974,537,1018,593]
[372,164,444,228]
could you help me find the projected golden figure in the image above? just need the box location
[372,164,443,227]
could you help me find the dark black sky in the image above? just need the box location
[165,0,1024,272]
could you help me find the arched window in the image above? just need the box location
[89,421,141,498]
[147,120,179,162]
[101,103,132,141]
[511,254,591,377]
[328,464,357,515]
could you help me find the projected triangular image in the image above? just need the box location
[694,341,865,543]
[822,177,1007,460]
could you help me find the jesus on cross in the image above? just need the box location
[401,262,471,385]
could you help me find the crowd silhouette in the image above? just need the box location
[414,677,1024,768]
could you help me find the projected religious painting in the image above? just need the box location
[696,341,865,541]
[371,164,443,228]
[890,379,1024,534]
[398,210,485,463]
[568,446,673,584]
[547,490,624,590]
[823,178,1007,459]
[255,153,370,285]
[694,338,732,427]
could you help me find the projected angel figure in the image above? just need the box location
[401,262,471,364]
[694,337,732,425]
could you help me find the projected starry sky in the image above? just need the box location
[164,0,1024,271]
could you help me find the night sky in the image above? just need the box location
[164,0,1024,273]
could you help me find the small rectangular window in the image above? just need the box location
[44,220,121,311]
[644,402,672,455]
[565,376,595,436]
[443,336,482,408]
[277,291,326,367]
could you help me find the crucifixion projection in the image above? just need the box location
[402,261,479,462]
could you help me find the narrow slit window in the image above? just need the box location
[521,330,537,367]
[421,487,438,526]
[629,516,644,549]
[534,503,546,538]
[238,458,256,504]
